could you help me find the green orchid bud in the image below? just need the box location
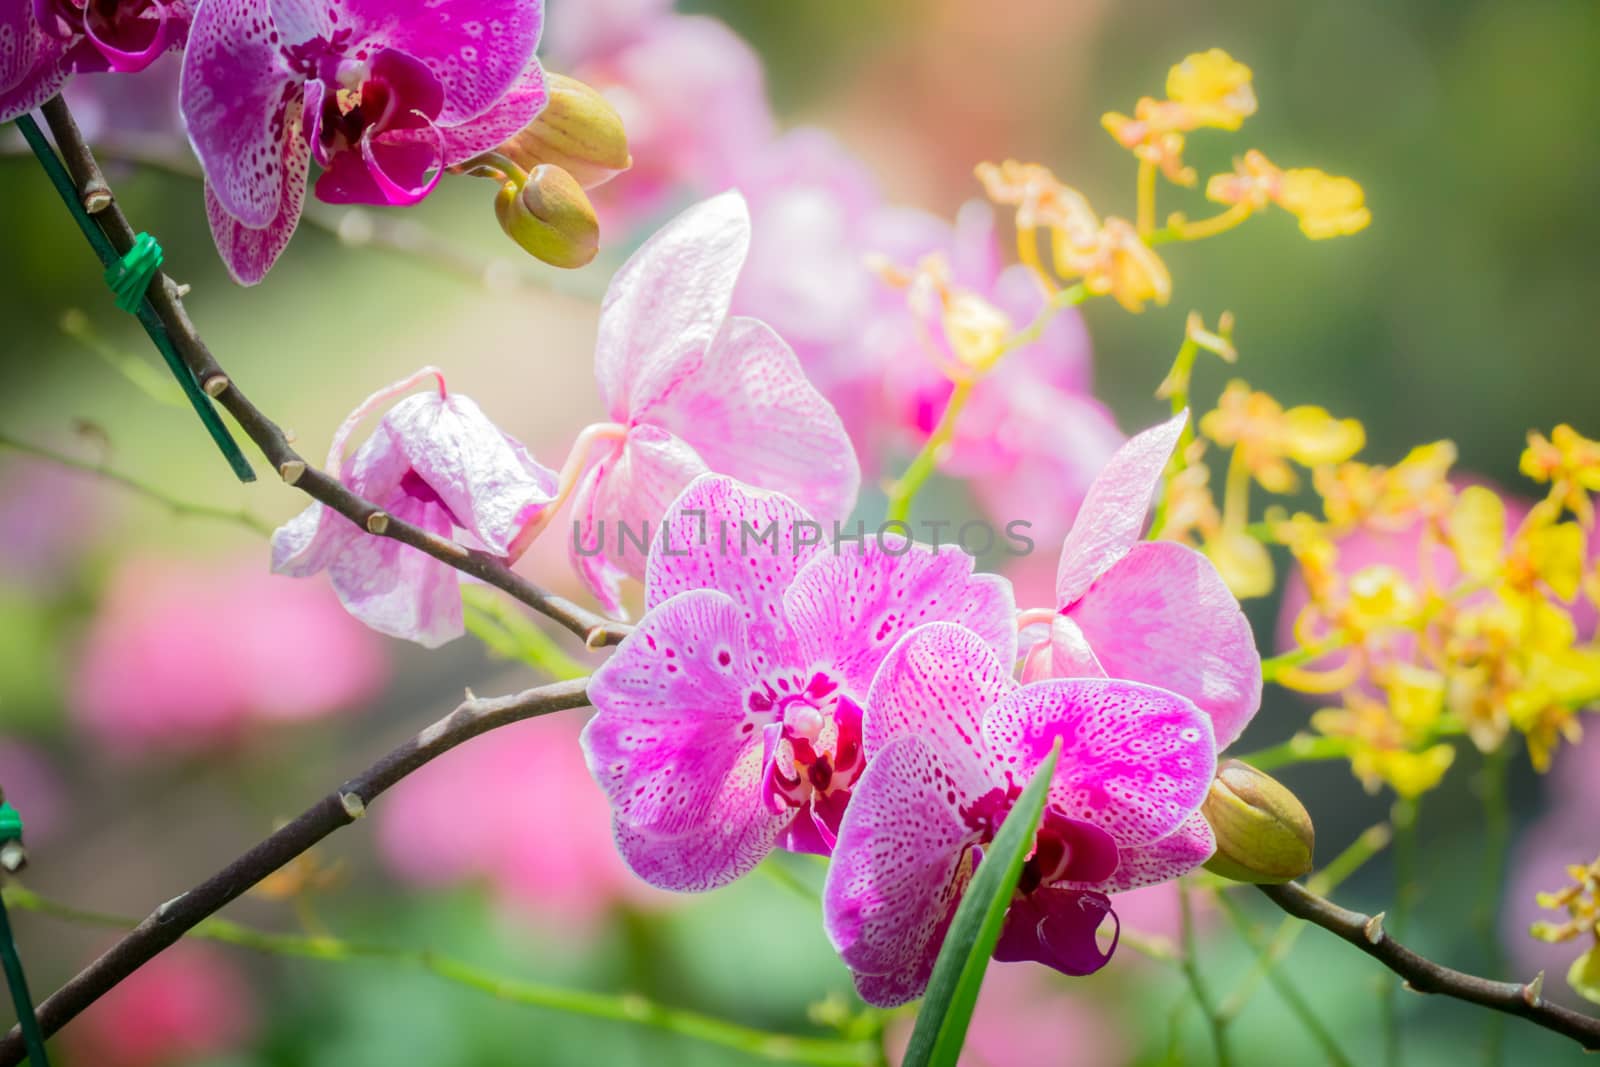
[1201,759,1315,884]
[497,73,632,190]
[495,164,600,269]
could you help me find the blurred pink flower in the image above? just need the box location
[376,712,671,928]
[65,943,256,1067]
[63,50,184,154]
[730,131,1122,546]
[0,740,64,842]
[553,1,773,230]
[1504,728,1600,1006]
[0,456,103,592]
[72,557,387,754]
[885,963,1128,1067]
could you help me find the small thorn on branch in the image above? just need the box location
[585,627,609,651]
[201,375,230,398]
[278,460,306,486]
[1525,973,1545,1007]
[1363,912,1386,944]
[338,793,366,820]
[365,512,390,535]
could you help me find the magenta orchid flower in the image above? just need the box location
[1023,411,1262,751]
[180,0,547,284]
[272,367,558,648]
[1,0,188,122]
[581,474,1015,891]
[824,622,1218,1006]
[569,191,860,614]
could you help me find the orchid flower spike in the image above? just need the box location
[271,367,558,648]
[826,622,1219,1006]
[569,191,861,613]
[181,0,548,283]
[1025,410,1262,751]
[1,0,191,123]
[582,475,1015,891]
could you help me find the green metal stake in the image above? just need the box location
[13,112,256,484]
[0,804,48,1066]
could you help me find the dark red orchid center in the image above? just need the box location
[36,0,176,73]
[962,786,1121,896]
[758,678,864,827]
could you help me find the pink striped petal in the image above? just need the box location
[1055,411,1186,606]
[1067,540,1262,750]
[568,426,709,614]
[982,679,1216,849]
[594,192,750,421]
[583,589,764,838]
[325,491,462,647]
[202,115,309,286]
[181,0,296,229]
[789,550,1016,703]
[645,475,819,663]
[823,735,977,1003]
[1019,614,1106,684]
[645,315,861,525]
[434,58,548,163]
[0,8,66,124]
[860,622,1016,777]
[611,770,791,892]
[1093,811,1215,893]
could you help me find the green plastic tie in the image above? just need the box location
[0,803,47,1066]
[104,233,164,315]
[12,109,255,484]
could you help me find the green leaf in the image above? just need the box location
[902,741,1060,1067]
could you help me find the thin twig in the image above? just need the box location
[0,678,591,1065]
[2,887,875,1067]
[0,430,272,535]
[1258,881,1600,1052]
[33,95,628,650]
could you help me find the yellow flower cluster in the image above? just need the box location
[972,50,1368,317]
[1177,404,1600,792]
[1531,857,1600,1006]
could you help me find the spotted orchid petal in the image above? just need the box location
[1089,810,1216,893]
[1055,410,1187,606]
[823,734,980,1005]
[858,621,1014,766]
[1019,613,1105,685]
[1066,540,1262,749]
[981,678,1216,850]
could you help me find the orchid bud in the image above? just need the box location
[496,73,632,190]
[495,164,600,269]
[1201,760,1315,884]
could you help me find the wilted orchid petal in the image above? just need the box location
[824,623,1216,1006]
[181,0,547,283]
[1037,411,1263,750]
[583,475,1015,891]
[272,369,557,648]
[571,193,860,613]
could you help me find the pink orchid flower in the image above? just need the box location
[180,0,547,284]
[548,0,772,232]
[824,622,1218,1006]
[1,0,189,123]
[1023,411,1262,752]
[568,191,860,614]
[272,367,558,648]
[582,474,1016,891]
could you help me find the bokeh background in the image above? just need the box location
[1,0,1598,1063]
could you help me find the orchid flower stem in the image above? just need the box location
[1386,796,1421,1067]
[1177,879,1232,1066]
[1136,159,1158,237]
[0,431,273,535]
[1213,891,1354,1067]
[0,894,47,1067]
[883,285,1088,523]
[1475,747,1512,1066]
[1218,823,1394,1019]
[0,887,873,1067]
[1259,635,1353,685]
[510,422,628,555]
[1147,204,1253,246]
